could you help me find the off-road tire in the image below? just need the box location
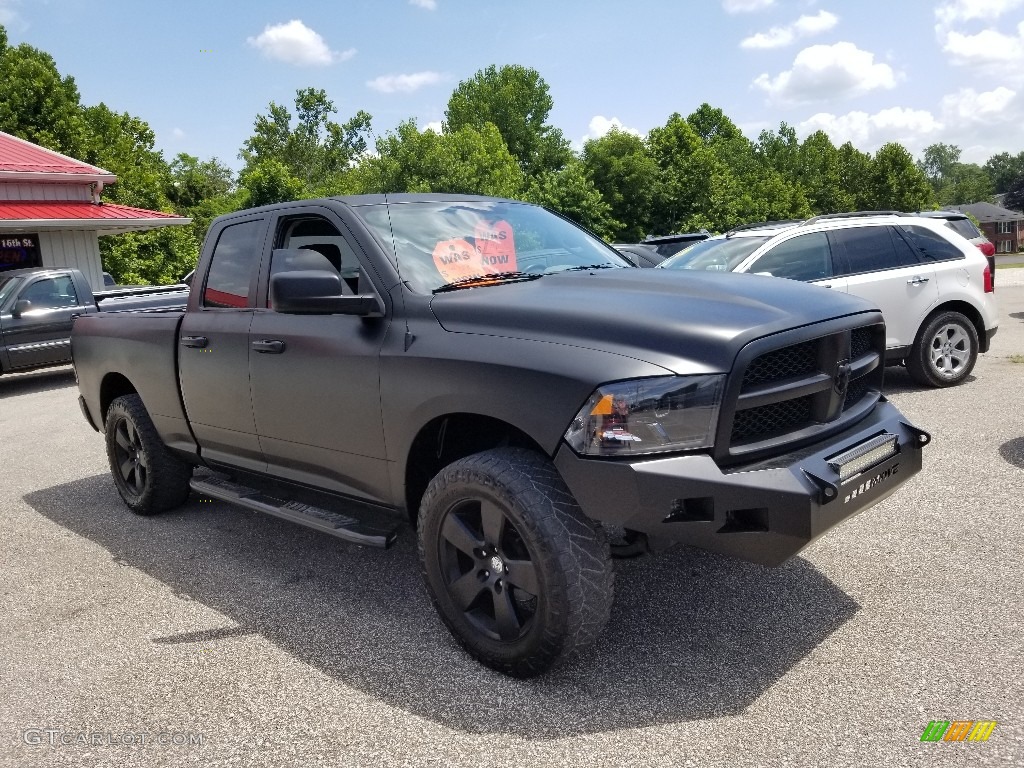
[418,448,614,677]
[105,394,192,515]
[907,311,979,388]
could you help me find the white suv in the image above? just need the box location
[660,212,999,387]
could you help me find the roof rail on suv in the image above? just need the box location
[802,211,908,226]
[724,219,804,237]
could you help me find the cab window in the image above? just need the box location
[21,275,79,309]
[267,215,366,305]
[204,220,264,308]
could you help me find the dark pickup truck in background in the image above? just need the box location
[0,267,187,376]
[72,194,929,676]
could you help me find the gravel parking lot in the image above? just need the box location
[2,280,1023,768]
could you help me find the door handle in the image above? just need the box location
[907,276,930,285]
[819,284,832,289]
[180,335,209,348]
[251,339,286,354]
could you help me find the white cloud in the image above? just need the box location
[723,0,775,13]
[741,10,839,49]
[797,86,1024,162]
[941,86,1017,121]
[586,115,642,140]
[366,71,443,93]
[936,0,1023,28]
[171,127,186,139]
[409,0,437,8]
[753,42,898,103]
[800,108,943,153]
[943,24,1024,65]
[424,121,444,134]
[247,20,351,67]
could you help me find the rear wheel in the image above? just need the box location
[418,448,614,677]
[907,311,979,388]
[105,394,192,515]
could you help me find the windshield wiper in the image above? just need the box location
[432,271,544,293]
[559,263,621,272]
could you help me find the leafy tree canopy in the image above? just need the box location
[445,64,571,177]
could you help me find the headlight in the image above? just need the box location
[563,375,724,456]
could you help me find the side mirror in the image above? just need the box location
[270,271,382,317]
[12,299,31,318]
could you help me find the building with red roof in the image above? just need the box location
[0,131,190,289]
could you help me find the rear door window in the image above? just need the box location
[203,220,264,308]
[831,226,919,276]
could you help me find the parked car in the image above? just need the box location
[639,231,710,258]
[73,194,928,676]
[612,243,663,267]
[659,211,998,387]
[0,267,188,376]
[102,271,116,287]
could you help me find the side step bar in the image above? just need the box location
[190,474,399,548]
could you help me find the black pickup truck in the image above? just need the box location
[72,194,929,676]
[0,267,187,376]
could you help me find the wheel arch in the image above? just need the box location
[404,413,549,523]
[922,300,987,352]
[99,372,139,424]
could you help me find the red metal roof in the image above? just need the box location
[0,200,183,221]
[0,131,113,176]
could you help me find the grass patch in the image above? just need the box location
[996,261,1024,269]
[1009,354,1024,364]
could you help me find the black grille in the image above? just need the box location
[851,327,873,360]
[741,340,818,388]
[731,396,814,442]
[726,323,884,455]
[844,378,870,409]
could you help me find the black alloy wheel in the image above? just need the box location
[104,394,192,515]
[419,448,614,677]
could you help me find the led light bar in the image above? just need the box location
[828,433,899,482]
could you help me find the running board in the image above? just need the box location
[190,474,399,548]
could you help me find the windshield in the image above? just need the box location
[357,200,628,293]
[658,236,771,272]
[0,275,22,307]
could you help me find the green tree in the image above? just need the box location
[445,64,571,177]
[647,113,741,233]
[0,26,87,154]
[983,151,1024,194]
[798,131,853,213]
[581,129,657,241]
[80,103,170,211]
[866,143,934,211]
[524,158,618,239]
[836,142,873,210]
[755,122,801,180]
[167,153,234,211]
[352,120,523,199]
[1005,174,1024,212]
[240,88,372,196]
[917,143,993,205]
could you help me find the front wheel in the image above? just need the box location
[104,394,193,515]
[418,448,614,677]
[907,311,979,387]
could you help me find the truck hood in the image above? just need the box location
[429,269,878,374]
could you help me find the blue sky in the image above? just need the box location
[3,0,1023,170]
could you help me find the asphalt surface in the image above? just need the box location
[2,278,1023,768]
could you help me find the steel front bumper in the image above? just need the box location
[554,401,929,566]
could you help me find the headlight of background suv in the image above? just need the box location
[563,375,725,457]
